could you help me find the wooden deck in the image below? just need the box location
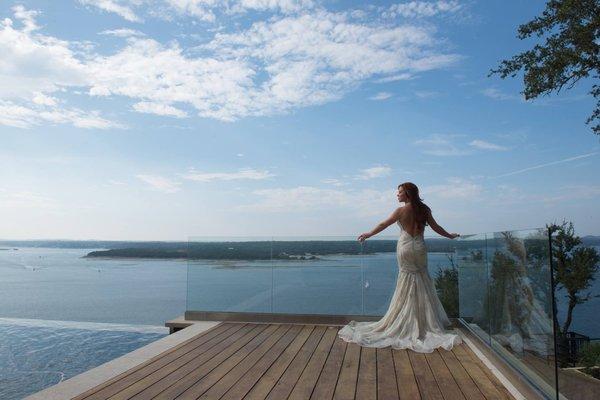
[71,322,514,400]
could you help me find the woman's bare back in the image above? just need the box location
[397,204,426,237]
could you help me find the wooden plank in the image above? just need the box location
[162,323,282,400]
[392,349,421,400]
[288,327,339,400]
[408,351,444,400]
[452,345,505,400]
[461,345,513,400]
[219,324,305,400]
[198,324,294,399]
[333,342,361,400]
[311,335,348,400]
[438,349,485,400]
[243,325,315,400]
[75,322,242,400]
[355,347,376,400]
[137,323,270,400]
[425,350,466,400]
[377,347,400,400]
[115,323,259,400]
[264,325,328,400]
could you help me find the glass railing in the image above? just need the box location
[455,228,600,400]
[187,230,600,399]
[186,235,458,318]
[456,229,560,399]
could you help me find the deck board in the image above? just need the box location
[72,322,515,400]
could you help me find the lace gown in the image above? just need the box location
[338,222,461,353]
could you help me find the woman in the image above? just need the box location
[338,182,462,353]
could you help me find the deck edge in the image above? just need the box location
[23,320,221,400]
[456,324,546,400]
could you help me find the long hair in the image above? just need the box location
[399,182,430,231]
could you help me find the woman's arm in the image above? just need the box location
[358,207,402,242]
[426,209,460,239]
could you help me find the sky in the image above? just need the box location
[1,0,599,240]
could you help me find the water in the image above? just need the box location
[0,247,187,325]
[0,319,166,400]
[0,247,183,399]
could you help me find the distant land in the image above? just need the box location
[2,234,593,260]
[85,239,462,260]
[0,238,464,260]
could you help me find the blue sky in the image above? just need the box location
[1,0,599,240]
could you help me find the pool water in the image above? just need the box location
[0,318,167,400]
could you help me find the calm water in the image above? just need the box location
[0,246,598,399]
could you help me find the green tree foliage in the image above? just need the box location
[434,255,459,318]
[548,221,600,335]
[578,342,600,376]
[489,0,600,134]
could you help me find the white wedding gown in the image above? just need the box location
[338,222,461,353]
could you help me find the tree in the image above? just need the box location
[548,221,600,335]
[488,0,600,135]
[434,255,459,318]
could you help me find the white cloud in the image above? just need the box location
[0,101,122,129]
[495,151,600,178]
[162,0,218,22]
[133,101,188,118]
[136,174,181,193]
[12,5,40,32]
[421,178,482,199]
[0,7,123,129]
[481,87,521,101]
[369,92,392,101]
[230,0,314,13]
[321,178,346,187]
[414,90,441,99]
[468,139,508,151]
[78,0,141,22]
[375,72,415,82]
[201,10,461,119]
[81,0,314,22]
[1,4,461,126]
[0,189,56,209]
[414,134,470,156]
[0,11,88,100]
[356,165,392,180]
[487,183,600,206]
[32,92,58,106]
[99,28,145,37]
[238,186,392,214]
[182,168,275,182]
[384,1,462,18]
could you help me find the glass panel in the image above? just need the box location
[361,234,398,316]
[457,233,491,345]
[457,229,558,399]
[552,229,600,400]
[271,236,363,315]
[487,229,557,398]
[186,237,273,313]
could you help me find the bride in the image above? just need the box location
[338,182,462,353]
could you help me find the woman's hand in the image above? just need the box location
[449,233,460,239]
[358,232,371,242]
